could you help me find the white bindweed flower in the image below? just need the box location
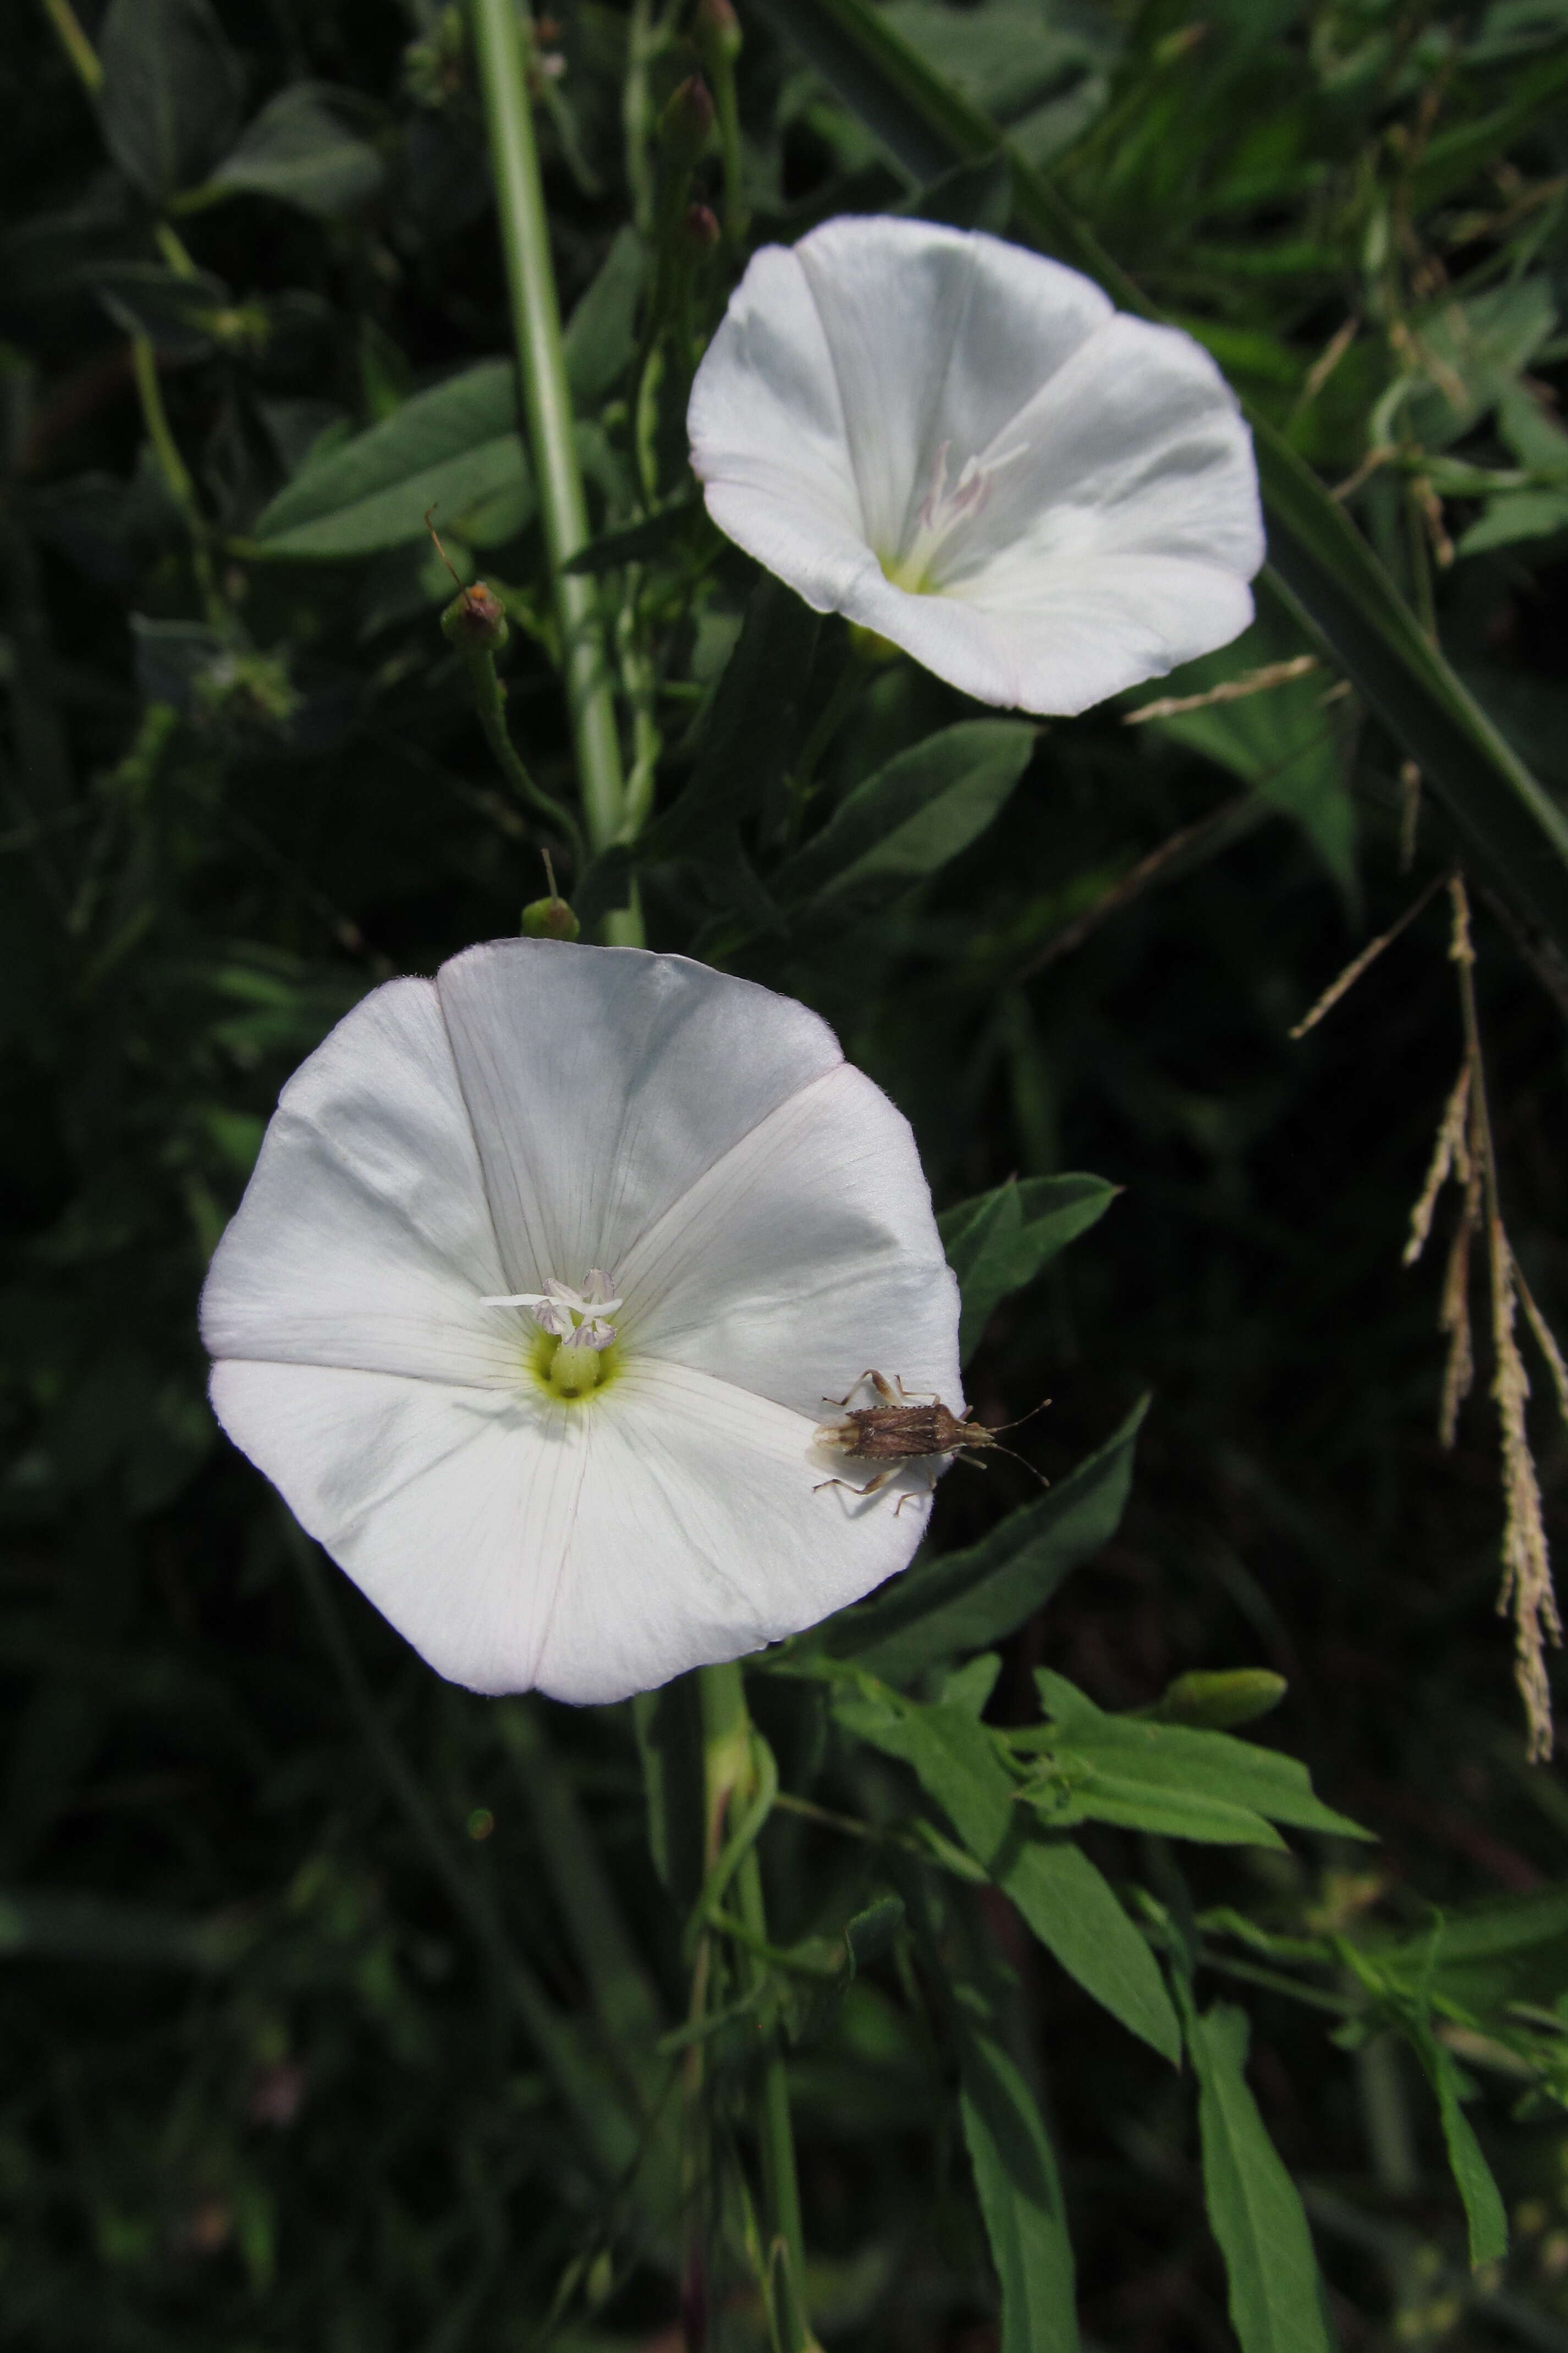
[687,216,1265,716]
[200,941,961,1704]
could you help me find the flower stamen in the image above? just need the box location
[883,437,1031,595]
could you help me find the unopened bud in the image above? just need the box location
[658,75,713,169]
[1142,1669,1288,1729]
[521,892,580,941]
[441,582,509,654]
[685,201,720,251]
[695,0,742,67]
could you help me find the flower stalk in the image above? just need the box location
[695,1659,817,2353]
[469,0,636,930]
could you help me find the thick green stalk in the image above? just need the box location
[469,0,631,901]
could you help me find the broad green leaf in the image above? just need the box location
[773,720,1036,909]
[1459,490,1568,556]
[1179,1992,1334,2353]
[834,1677,1180,2059]
[97,0,243,202]
[207,85,386,219]
[828,1400,1146,1682]
[562,497,698,577]
[750,0,1568,959]
[1404,279,1557,448]
[1145,611,1356,904]
[252,361,532,558]
[956,1993,1079,2352]
[939,1171,1119,1363]
[564,227,646,405]
[1031,1672,1370,1840]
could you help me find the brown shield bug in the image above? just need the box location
[813,1371,1051,1510]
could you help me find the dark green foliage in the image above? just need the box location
[6,0,1568,2347]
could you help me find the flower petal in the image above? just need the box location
[536,1357,938,1704]
[200,977,520,1387]
[434,941,843,1292]
[689,216,1263,716]
[209,1354,934,1703]
[618,1064,962,1419]
[836,554,1257,715]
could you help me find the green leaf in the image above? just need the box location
[207,85,386,219]
[562,498,698,577]
[1372,1885,1568,2016]
[644,573,821,859]
[833,1676,1180,2059]
[1459,489,1568,557]
[939,1172,1119,1364]
[564,227,646,407]
[0,1885,239,1970]
[1409,42,1568,210]
[1016,1756,1287,1849]
[750,0,1568,961]
[1032,1672,1371,1841]
[829,1399,1146,1682]
[93,262,233,359]
[956,1993,1080,2352]
[774,720,1035,909]
[1404,2019,1509,2270]
[252,361,532,559]
[1179,1992,1334,2353]
[97,0,243,202]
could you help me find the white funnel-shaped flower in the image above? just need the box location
[688,216,1265,716]
[201,941,961,1704]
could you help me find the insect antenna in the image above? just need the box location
[986,1395,1053,1436]
[987,1439,1052,1490]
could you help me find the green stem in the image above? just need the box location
[38,0,100,91]
[131,334,224,628]
[696,1661,816,2353]
[469,0,632,917]
[463,644,586,861]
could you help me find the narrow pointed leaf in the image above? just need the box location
[1179,1990,1334,2353]
[939,1171,1119,1363]
[957,1997,1080,2352]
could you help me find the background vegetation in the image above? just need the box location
[5,0,1568,2346]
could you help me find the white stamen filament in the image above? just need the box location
[479,1270,623,1352]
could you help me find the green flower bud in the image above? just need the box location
[695,0,742,67]
[658,75,714,170]
[1141,1669,1288,1729]
[521,893,581,941]
[685,200,720,251]
[441,582,509,654]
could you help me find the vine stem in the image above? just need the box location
[469,0,638,939]
[695,1660,817,2353]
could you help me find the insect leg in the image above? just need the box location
[813,1469,898,1500]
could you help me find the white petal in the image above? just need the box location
[688,216,1263,716]
[835,555,1257,715]
[534,1358,938,1704]
[793,217,1113,557]
[929,314,1264,591]
[209,1354,934,1703]
[434,941,843,1291]
[619,1064,962,1419]
[209,1359,582,1693]
[200,977,520,1387]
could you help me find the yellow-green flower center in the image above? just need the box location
[529,1326,623,1403]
